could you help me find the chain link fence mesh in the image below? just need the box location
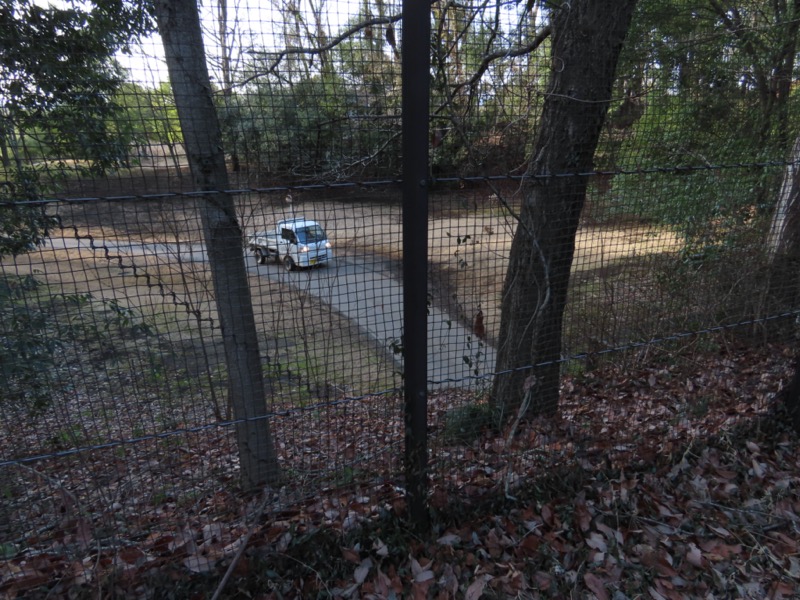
[1,0,799,594]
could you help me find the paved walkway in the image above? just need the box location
[252,256,496,388]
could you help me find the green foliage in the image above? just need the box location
[0,1,154,256]
[103,298,154,337]
[441,401,498,444]
[0,1,153,172]
[597,0,800,250]
[0,275,59,409]
[0,204,53,257]
[234,66,400,179]
[0,160,60,259]
[111,82,183,162]
[0,275,155,412]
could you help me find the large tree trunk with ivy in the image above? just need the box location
[154,0,279,489]
[491,0,637,419]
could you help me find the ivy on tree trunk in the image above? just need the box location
[492,0,638,419]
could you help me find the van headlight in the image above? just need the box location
[299,245,310,253]
[325,241,332,249]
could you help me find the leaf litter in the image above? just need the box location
[1,342,799,598]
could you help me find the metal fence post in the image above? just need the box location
[402,0,432,531]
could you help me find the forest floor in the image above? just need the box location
[233,343,800,600]
[2,341,798,599]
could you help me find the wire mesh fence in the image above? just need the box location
[2,0,800,596]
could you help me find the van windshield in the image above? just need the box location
[295,225,326,244]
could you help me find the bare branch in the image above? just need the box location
[707,0,768,60]
[449,24,551,98]
[237,13,403,90]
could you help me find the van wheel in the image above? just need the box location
[283,255,295,272]
[254,248,267,265]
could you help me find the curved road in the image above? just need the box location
[251,254,495,388]
[46,237,496,388]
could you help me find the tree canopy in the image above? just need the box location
[0,0,154,257]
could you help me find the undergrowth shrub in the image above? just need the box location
[441,401,498,444]
[0,274,155,412]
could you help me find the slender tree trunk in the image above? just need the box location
[773,4,800,153]
[0,115,11,171]
[217,0,240,172]
[492,0,637,419]
[780,350,800,433]
[766,134,800,310]
[154,0,279,489]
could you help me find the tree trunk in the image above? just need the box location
[768,135,800,258]
[217,0,240,172]
[154,0,279,489]
[491,0,637,419]
[766,134,800,310]
[780,350,800,433]
[0,118,11,171]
